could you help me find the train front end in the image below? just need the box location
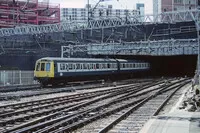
[34,59,55,87]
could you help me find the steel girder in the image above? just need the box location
[0,10,200,37]
[61,39,198,57]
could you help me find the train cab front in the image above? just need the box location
[34,59,54,87]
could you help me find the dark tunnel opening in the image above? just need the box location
[97,55,197,77]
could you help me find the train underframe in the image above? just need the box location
[35,70,149,88]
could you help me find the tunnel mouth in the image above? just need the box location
[146,55,197,77]
[96,55,197,78]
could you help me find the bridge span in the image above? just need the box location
[61,39,198,56]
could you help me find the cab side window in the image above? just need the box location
[46,63,50,71]
[36,63,40,71]
[41,63,45,71]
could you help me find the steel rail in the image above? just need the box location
[16,79,186,133]
[0,82,144,110]
[49,79,189,133]
[5,80,164,133]
[0,82,150,126]
[4,81,155,133]
[98,80,190,133]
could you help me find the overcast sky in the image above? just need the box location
[48,0,153,14]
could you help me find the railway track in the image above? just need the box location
[0,77,188,133]
[0,79,156,132]
[73,79,190,133]
[0,79,154,100]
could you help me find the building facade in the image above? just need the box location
[136,3,145,16]
[60,4,140,22]
[136,3,145,21]
[0,0,60,28]
[153,0,198,15]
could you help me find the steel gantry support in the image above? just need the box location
[0,10,200,37]
[61,39,198,57]
[190,10,200,84]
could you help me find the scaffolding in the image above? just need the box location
[0,0,60,28]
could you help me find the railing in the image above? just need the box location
[0,70,38,86]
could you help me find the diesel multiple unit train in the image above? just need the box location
[34,57,150,87]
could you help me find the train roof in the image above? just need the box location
[37,57,146,63]
[38,57,119,62]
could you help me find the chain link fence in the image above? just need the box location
[0,71,38,86]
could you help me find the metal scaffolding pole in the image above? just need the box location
[190,10,200,84]
[197,25,200,84]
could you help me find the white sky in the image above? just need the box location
[48,0,153,14]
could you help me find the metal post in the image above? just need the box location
[61,46,64,58]
[196,3,200,85]
[69,44,72,58]
[190,11,200,84]
[88,0,90,25]
[19,70,22,85]
[3,70,5,86]
[197,27,200,84]
[101,28,104,43]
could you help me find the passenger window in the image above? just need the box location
[69,64,73,70]
[99,64,102,69]
[46,63,50,71]
[41,63,45,71]
[73,64,76,70]
[65,64,69,71]
[113,64,115,68]
[105,64,107,69]
[87,63,90,69]
[96,63,99,69]
[90,64,92,69]
[107,63,110,68]
[76,63,80,69]
[83,64,87,69]
[101,63,105,69]
[36,63,40,71]
[60,63,65,70]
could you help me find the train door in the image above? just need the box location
[116,60,120,72]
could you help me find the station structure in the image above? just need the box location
[0,0,60,28]
[0,9,199,55]
[0,0,199,72]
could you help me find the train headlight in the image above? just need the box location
[60,73,63,76]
